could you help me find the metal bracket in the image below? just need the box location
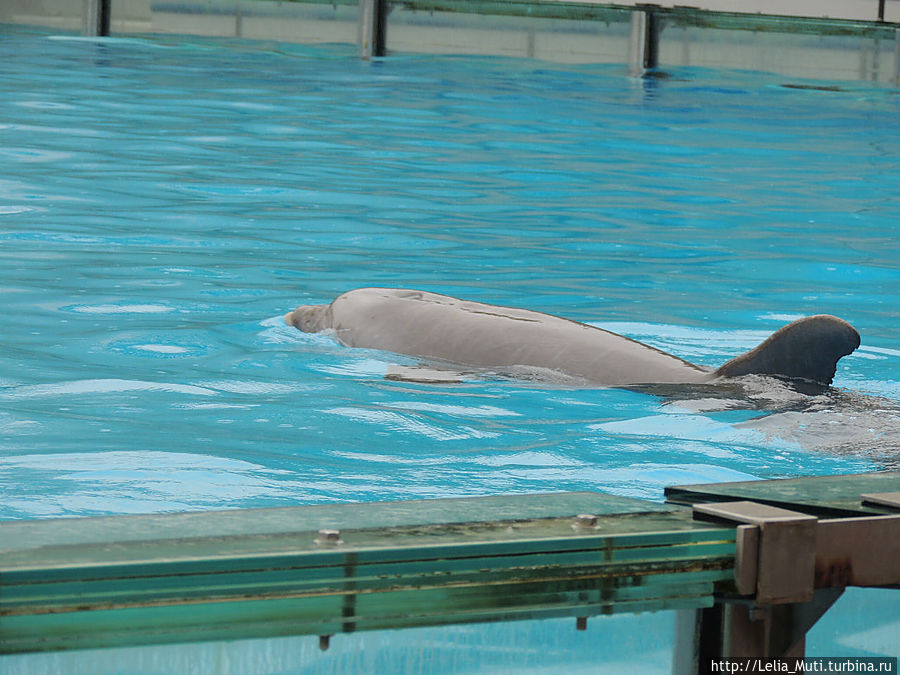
[688,497,900,663]
[686,502,843,662]
[722,587,843,659]
[693,500,817,604]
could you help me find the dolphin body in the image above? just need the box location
[285,288,860,387]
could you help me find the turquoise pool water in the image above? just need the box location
[1,24,898,673]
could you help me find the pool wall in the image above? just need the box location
[3,0,900,82]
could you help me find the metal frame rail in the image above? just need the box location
[81,0,900,76]
[1,472,899,671]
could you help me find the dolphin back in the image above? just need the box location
[286,288,711,385]
[713,315,860,385]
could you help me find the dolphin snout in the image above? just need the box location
[285,304,330,333]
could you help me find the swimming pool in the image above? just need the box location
[1,23,898,673]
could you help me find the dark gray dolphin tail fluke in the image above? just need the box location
[714,315,860,385]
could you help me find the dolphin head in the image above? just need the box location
[285,304,332,333]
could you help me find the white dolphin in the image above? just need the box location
[285,288,860,387]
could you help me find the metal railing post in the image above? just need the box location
[82,0,111,36]
[628,8,661,76]
[359,0,387,59]
[894,29,900,86]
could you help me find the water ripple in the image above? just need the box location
[323,407,501,441]
[0,26,896,524]
[0,379,217,399]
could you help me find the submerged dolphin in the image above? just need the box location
[285,288,860,387]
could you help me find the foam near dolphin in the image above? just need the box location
[285,288,860,387]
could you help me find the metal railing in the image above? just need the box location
[3,470,900,671]
[70,0,900,82]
